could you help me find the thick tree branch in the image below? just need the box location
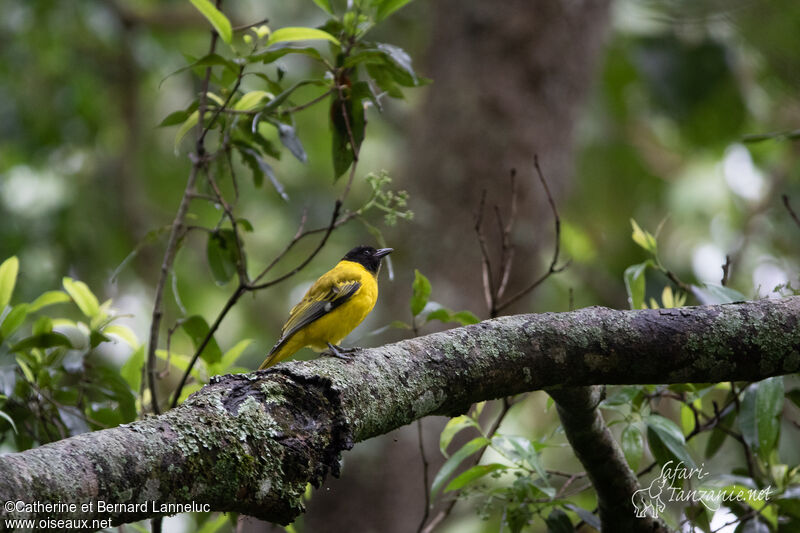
[549,386,668,532]
[2,298,799,528]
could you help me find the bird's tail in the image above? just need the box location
[258,335,297,369]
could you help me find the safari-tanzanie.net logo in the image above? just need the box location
[632,460,773,519]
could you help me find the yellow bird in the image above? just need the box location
[259,245,393,369]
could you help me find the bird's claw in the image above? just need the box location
[325,343,361,360]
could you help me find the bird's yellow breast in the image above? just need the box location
[290,260,378,351]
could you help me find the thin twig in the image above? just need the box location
[783,194,800,231]
[416,419,431,533]
[496,156,567,313]
[473,190,496,314]
[721,255,732,286]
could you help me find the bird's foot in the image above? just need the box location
[324,343,361,360]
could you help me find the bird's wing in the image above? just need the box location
[277,278,362,342]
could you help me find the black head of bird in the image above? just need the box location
[342,245,394,274]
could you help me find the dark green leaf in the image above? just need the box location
[410,269,431,316]
[206,230,243,285]
[740,385,757,451]
[158,110,191,128]
[705,408,735,459]
[645,414,695,468]
[376,43,418,84]
[375,0,414,21]
[252,46,324,65]
[10,332,72,352]
[89,331,111,349]
[755,377,784,458]
[564,504,601,530]
[89,366,137,423]
[545,508,573,533]
[330,91,365,179]
[181,315,223,365]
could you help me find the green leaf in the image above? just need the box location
[444,463,508,492]
[755,377,784,458]
[103,324,140,348]
[376,43,418,84]
[704,408,735,459]
[239,147,289,201]
[252,46,324,65]
[274,121,308,163]
[206,229,241,285]
[174,110,199,153]
[544,508,573,533]
[0,409,17,434]
[158,109,191,127]
[425,308,480,326]
[740,385,758,451]
[32,316,53,336]
[182,315,223,365]
[439,415,480,455]
[646,414,695,468]
[630,219,658,255]
[28,290,71,312]
[376,0,414,21]
[691,283,747,305]
[11,332,72,352]
[234,90,271,111]
[1,304,29,339]
[330,91,365,179]
[215,339,253,374]
[623,260,652,310]
[266,27,340,47]
[563,504,601,530]
[410,270,432,316]
[120,346,144,393]
[15,357,35,383]
[0,256,19,310]
[491,435,548,481]
[188,0,232,44]
[311,0,334,15]
[622,425,643,470]
[62,277,100,318]
[431,437,490,499]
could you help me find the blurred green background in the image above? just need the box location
[1,0,799,532]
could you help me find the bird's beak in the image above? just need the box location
[374,248,394,258]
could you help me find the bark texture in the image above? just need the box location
[1,298,799,528]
